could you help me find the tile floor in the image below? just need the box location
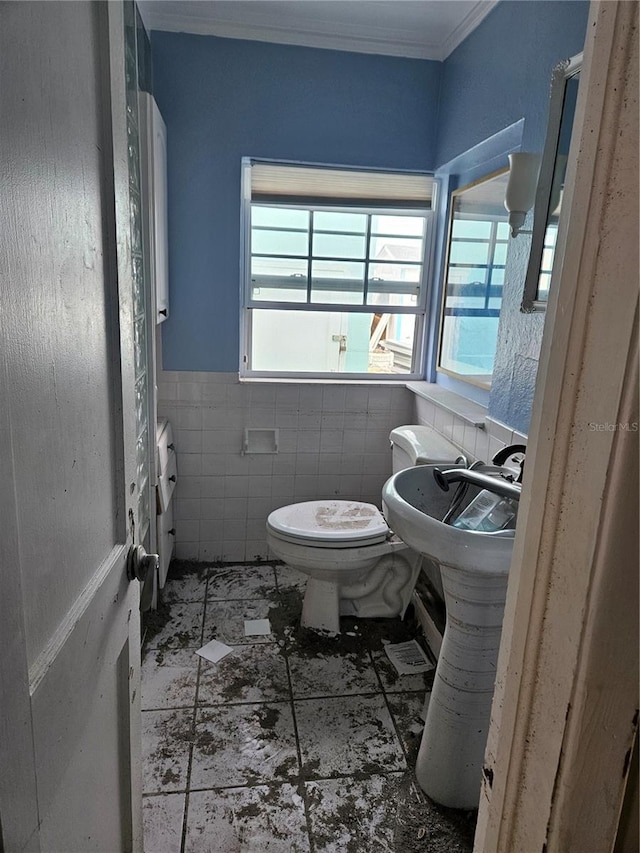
[141,561,476,852]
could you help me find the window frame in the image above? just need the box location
[239,161,437,381]
[436,167,510,391]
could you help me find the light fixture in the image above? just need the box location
[504,152,541,237]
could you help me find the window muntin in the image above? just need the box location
[438,169,510,389]
[243,168,432,379]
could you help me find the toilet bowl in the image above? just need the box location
[265,425,461,633]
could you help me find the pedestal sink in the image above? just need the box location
[382,464,516,810]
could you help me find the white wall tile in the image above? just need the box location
[221,541,246,562]
[367,387,392,411]
[175,520,199,542]
[176,476,202,500]
[415,397,436,425]
[272,454,296,475]
[174,407,202,430]
[486,417,514,445]
[175,429,202,454]
[177,382,204,402]
[201,454,226,476]
[248,476,272,497]
[297,430,320,452]
[247,455,274,475]
[224,454,250,476]
[174,499,201,520]
[474,429,490,463]
[222,497,248,520]
[201,476,225,498]
[200,498,225,519]
[322,386,346,411]
[320,429,343,453]
[199,519,224,541]
[250,385,277,405]
[337,454,363,476]
[295,454,319,476]
[175,542,199,560]
[247,497,273,519]
[271,475,295,496]
[225,476,249,498]
[199,542,223,561]
[223,519,248,540]
[338,474,361,497]
[245,541,269,560]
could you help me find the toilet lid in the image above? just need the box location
[267,500,389,545]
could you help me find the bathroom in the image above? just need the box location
[1,1,637,852]
[137,0,590,847]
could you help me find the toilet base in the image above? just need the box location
[301,579,341,633]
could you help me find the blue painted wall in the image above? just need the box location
[151,33,442,371]
[435,0,589,432]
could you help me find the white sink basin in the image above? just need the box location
[382,463,516,810]
[382,464,514,573]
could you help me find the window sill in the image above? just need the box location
[405,381,487,428]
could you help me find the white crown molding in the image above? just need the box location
[442,0,499,59]
[140,2,500,62]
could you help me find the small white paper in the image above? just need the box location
[196,639,234,664]
[384,640,434,676]
[244,618,272,636]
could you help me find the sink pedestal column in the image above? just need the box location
[415,561,509,809]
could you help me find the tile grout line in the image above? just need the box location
[279,582,317,852]
[368,648,415,767]
[178,568,211,853]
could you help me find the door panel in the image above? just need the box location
[0,2,143,850]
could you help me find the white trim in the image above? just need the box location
[441,0,498,59]
[476,2,639,849]
[138,1,497,61]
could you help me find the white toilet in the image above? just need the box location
[266,425,461,633]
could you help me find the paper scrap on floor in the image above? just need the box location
[384,640,434,676]
[196,639,234,664]
[244,618,272,636]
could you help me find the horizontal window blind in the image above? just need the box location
[250,161,433,208]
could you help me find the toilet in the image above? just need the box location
[266,425,461,633]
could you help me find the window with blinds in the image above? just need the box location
[240,159,435,378]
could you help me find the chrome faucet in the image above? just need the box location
[433,467,522,501]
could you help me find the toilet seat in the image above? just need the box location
[267,500,389,549]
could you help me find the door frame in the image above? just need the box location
[475,2,639,850]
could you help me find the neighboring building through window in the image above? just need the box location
[241,161,434,378]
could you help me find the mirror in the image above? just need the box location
[522,53,582,312]
[438,168,510,389]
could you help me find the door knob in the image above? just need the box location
[127,544,159,583]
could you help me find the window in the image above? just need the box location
[438,169,510,389]
[241,161,434,378]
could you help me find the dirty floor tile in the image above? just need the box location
[141,648,199,710]
[198,644,289,706]
[190,703,299,789]
[184,784,310,853]
[203,599,277,646]
[288,650,380,699]
[142,709,193,794]
[162,565,209,603]
[305,774,401,853]
[275,564,308,593]
[143,793,185,853]
[386,692,428,763]
[144,602,205,651]
[207,564,278,600]
[295,694,406,779]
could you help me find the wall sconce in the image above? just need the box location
[504,152,541,237]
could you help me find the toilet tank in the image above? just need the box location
[389,425,460,473]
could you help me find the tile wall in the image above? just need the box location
[157,373,528,563]
[157,372,414,562]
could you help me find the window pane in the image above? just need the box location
[313,232,366,259]
[371,215,424,236]
[493,242,508,265]
[250,309,417,374]
[250,256,308,303]
[440,314,500,381]
[252,206,308,229]
[496,221,510,240]
[370,236,423,263]
[452,219,492,240]
[252,228,308,256]
[449,240,491,266]
[314,211,367,233]
[310,260,364,305]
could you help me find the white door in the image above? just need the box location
[0,3,148,850]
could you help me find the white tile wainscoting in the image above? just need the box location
[157,373,414,562]
[157,373,527,563]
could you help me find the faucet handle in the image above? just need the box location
[491,444,527,482]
